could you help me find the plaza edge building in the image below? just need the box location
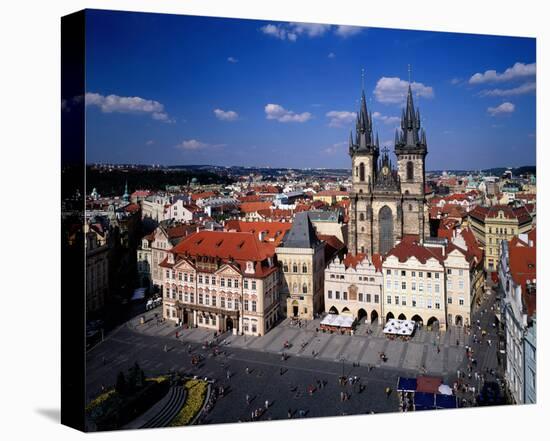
[348,86,429,256]
[160,230,280,336]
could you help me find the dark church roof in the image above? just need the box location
[280,212,321,248]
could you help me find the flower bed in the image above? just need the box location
[87,375,170,430]
[169,379,208,426]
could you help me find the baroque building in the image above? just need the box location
[348,86,429,256]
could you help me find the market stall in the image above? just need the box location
[320,314,355,334]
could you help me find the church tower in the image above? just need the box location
[394,85,429,238]
[348,90,379,255]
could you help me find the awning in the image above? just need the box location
[320,314,355,328]
[414,392,435,410]
[383,319,416,335]
[397,377,417,392]
[416,376,443,394]
[435,394,458,409]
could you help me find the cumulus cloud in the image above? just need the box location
[487,102,515,116]
[335,25,363,37]
[323,142,347,155]
[469,62,536,84]
[260,22,361,41]
[450,78,462,85]
[328,52,336,59]
[373,77,434,104]
[175,139,226,151]
[214,108,239,121]
[480,82,536,97]
[265,104,312,123]
[85,92,173,122]
[227,56,238,63]
[372,111,400,125]
[326,110,356,128]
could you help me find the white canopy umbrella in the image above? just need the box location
[438,384,453,395]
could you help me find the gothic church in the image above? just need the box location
[348,85,429,256]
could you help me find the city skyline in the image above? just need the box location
[82,10,536,170]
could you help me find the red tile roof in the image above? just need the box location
[509,238,536,317]
[386,238,444,264]
[191,191,217,201]
[343,253,367,269]
[224,220,292,246]
[171,230,275,262]
[469,205,532,223]
[239,201,272,213]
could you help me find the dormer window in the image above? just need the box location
[168,254,174,264]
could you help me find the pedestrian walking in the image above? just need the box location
[265,399,269,410]
[245,366,250,374]
[287,408,292,418]
[246,394,250,404]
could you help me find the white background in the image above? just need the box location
[0,0,547,439]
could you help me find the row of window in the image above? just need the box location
[283,263,308,273]
[386,295,464,308]
[165,270,257,290]
[327,290,380,304]
[488,227,514,235]
[329,273,376,282]
[165,289,243,310]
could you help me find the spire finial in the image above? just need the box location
[361,68,365,92]
[408,64,412,84]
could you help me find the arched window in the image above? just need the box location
[359,162,365,182]
[379,206,394,255]
[302,264,307,273]
[406,161,414,181]
[302,283,308,294]
[355,166,358,177]
[292,263,298,273]
[409,204,413,211]
[359,213,365,221]
[283,263,288,272]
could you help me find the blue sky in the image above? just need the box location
[83,9,536,170]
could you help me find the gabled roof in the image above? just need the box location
[280,212,320,249]
[385,238,444,264]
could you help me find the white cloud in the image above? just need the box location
[260,22,360,41]
[326,110,355,128]
[227,56,238,63]
[323,142,347,155]
[175,139,226,151]
[373,77,434,104]
[214,108,239,121]
[480,82,536,97]
[469,62,536,84]
[85,92,173,122]
[487,102,515,116]
[372,111,400,125]
[450,78,462,85]
[328,52,336,59]
[335,25,362,37]
[145,140,155,146]
[265,104,312,123]
[290,22,331,37]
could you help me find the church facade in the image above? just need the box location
[348,85,430,256]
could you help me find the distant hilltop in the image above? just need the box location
[428,166,536,176]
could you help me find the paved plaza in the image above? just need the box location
[86,285,504,426]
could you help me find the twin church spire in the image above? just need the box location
[350,79,428,156]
